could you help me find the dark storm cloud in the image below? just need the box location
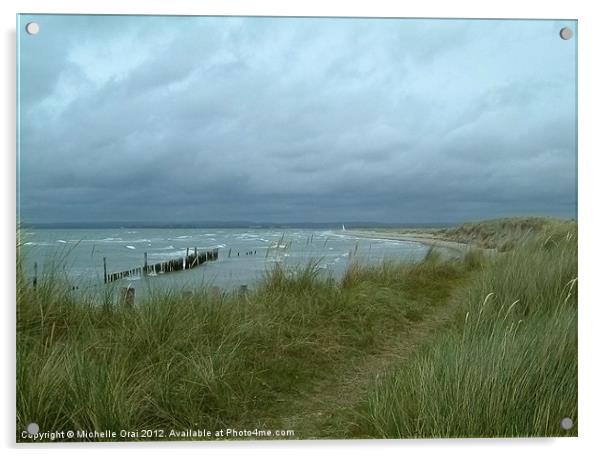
[17,16,577,224]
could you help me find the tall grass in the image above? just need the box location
[359,222,577,437]
[16,218,577,440]
[435,217,567,251]
[17,246,467,441]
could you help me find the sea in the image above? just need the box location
[18,228,434,300]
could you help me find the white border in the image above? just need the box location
[2,1,601,456]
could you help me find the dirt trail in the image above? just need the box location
[263,299,461,439]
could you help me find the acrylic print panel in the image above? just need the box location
[16,15,577,442]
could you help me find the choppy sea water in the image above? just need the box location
[19,228,433,299]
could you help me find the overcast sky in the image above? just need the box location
[17,16,577,224]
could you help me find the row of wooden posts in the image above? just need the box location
[103,247,219,284]
[30,247,225,306]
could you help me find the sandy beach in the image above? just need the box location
[344,230,483,254]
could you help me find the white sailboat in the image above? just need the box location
[341,224,346,232]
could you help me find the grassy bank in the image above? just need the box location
[358,219,577,437]
[356,216,570,252]
[434,217,570,251]
[17,249,470,440]
[16,217,577,440]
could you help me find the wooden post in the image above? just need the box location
[185,248,189,269]
[103,257,107,284]
[33,262,38,289]
[144,252,148,276]
[120,287,135,307]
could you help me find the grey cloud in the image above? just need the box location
[17,16,577,224]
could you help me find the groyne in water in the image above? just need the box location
[103,247,218,284]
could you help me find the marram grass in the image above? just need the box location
[359,221,577,438]
[16,218,577,440]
